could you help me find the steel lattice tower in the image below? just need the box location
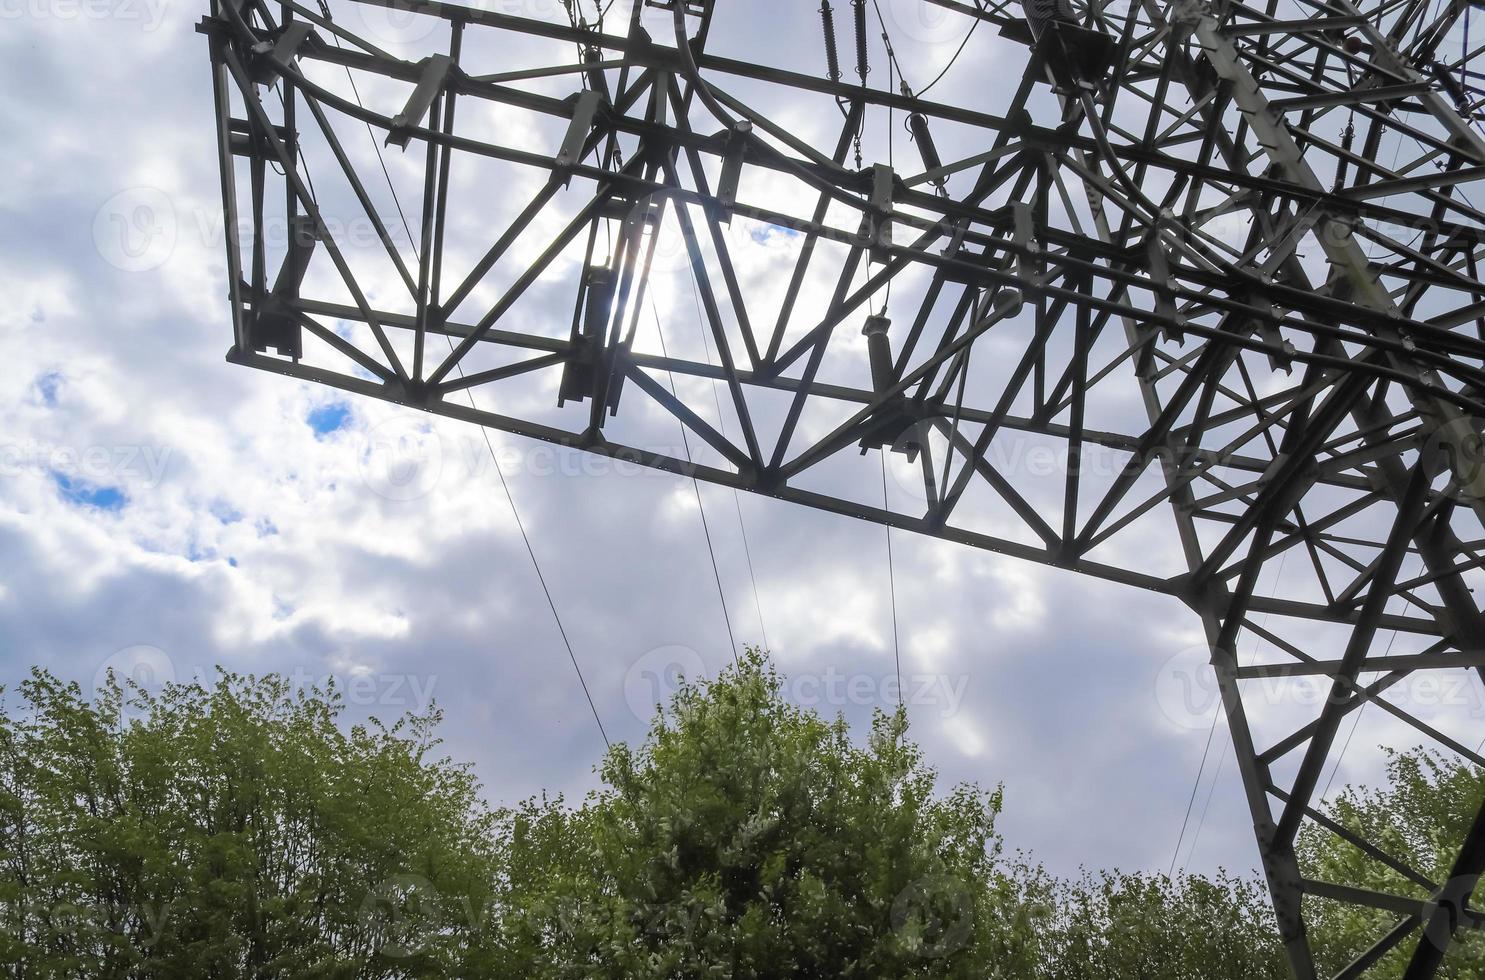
[200,0,1485,973]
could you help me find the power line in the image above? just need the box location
[269,82,319,203]
[650,296,739,665]
[1178,565,1282,871]
[726,485,770,653]
[430,179,608,747]
[867,13,901,697]
[434,194,608,748]
[1320,698,1367,803]
[1179,556,1288,872]
[1169,692,1222,878]
[915,19,979,98]
[317,0,420,262]
[880,7,895,313]
[867,0,906,88]
[1171,553,1287,876]
[880,454,902,705]
[1179,553,1422,870]
[319,4,609,749]
[867,0,981,98]
[1183,732,1225,869]
[681,257,771,653]
[1318,559,1422,805]
[463,405,611,750]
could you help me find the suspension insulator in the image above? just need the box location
[583,46,611,102]
[1432,60,1473,112]
[862,315,893,392]
[853,0,870,80]
[1332,117,1354,193]
[820,2,842,83]
[908,113,945,189]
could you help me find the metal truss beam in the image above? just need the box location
[200,0,1485,974]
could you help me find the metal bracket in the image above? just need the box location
[386,54,453,150]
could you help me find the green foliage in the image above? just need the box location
[480,648,1298,979]
[487,647,1037,978]
[0,668,499,979]
[1011,865,1288,980]
[4,649,1480,980]
[1297,747,1485,979]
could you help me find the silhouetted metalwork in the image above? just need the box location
[200,0,1485,974]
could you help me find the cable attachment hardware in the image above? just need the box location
[858,163,895,263]
[715,121,752,222]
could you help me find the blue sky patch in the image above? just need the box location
[33,371,62,406]
[51,471,126,511]
[750,225,801,244]
[306,402,352,439]
[210,501,244,525]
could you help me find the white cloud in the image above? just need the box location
[6,0,1467,887]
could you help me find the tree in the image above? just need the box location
[0,668,500,979]
[1012,865,1288,980]
[486,647,1303,979]
[1297,747,1485,979]
[4,651,1478,979]
[485,647,1040,978]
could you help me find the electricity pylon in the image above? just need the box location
[199,0,1485,973]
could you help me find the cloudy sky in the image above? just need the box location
[3,0,1468,883]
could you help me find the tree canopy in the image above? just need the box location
[1297,746,1485,979]
[0,668,500,978]
[487,648,1032,978]
[0,648,1479,978]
